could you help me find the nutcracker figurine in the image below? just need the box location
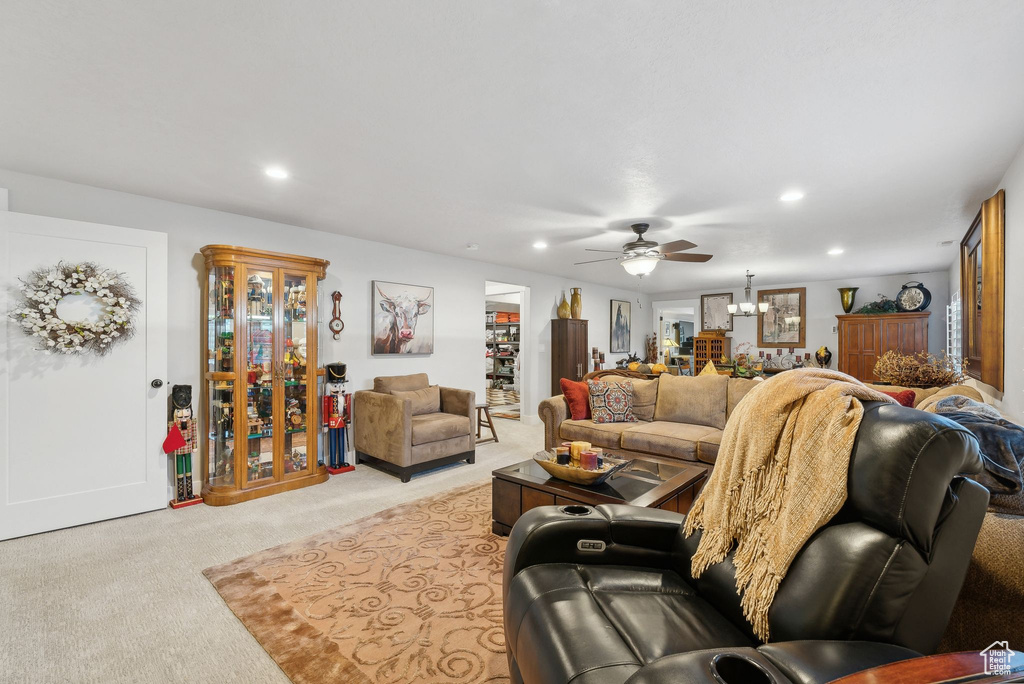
[323,363,353,474]
[163,384,203,509]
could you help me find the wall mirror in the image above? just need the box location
[960,189,1004,391]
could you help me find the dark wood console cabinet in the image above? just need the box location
[836,312,929,382]
[551,318,589,395]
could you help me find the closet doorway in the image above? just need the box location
[485,281,526,421]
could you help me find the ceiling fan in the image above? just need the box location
[574,223,713,276]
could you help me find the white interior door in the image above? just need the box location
[0,211,167,540]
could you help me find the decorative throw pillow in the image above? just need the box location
[587,379,638,424]
[881,390,916,408]
[698,360,718,376]
[653,373,729,429]
[560,378,591,420]
[629,378,659,421]
[391,385,441,415]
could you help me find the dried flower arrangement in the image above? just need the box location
[873,350,966,388]
[644,334,658,364]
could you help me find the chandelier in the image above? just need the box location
[727,270,769,317]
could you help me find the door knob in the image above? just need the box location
[151,379,164,388]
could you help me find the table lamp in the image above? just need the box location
[661,337,677,365]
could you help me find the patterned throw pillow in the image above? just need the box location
[587,379,638,424]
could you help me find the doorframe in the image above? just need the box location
[484,282,534,424]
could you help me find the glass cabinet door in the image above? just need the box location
[244,268,276,484]
[207,266,236,488]
[208,379,235,487]
[283,273,311,476]
[208,266,235,373]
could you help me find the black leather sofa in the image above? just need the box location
[503,402,988,684]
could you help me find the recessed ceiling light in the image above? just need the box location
[780,190,804,202]
[264,166,289,179]
[828,247,844,256]
[533,241,548,250]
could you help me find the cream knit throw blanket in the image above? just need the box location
[683,368,896,640]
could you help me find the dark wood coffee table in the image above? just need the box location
[832,650,1024,683]
[491,455,707,535]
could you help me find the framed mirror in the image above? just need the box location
[960,189,1004,391]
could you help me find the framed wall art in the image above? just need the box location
[610,299,631,353]
[372,280,434,355]
[700,292,733,332]
[757,287,806,348]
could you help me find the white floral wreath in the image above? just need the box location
[9,261,141,355]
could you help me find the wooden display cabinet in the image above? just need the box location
[200,245,330,506]
[694,331,731,370]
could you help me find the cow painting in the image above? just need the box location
[372,281,434,355]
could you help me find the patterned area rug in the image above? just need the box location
[203,483,510,684]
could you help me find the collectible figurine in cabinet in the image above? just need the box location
[288,284,307,318]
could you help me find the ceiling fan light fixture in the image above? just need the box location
[621,255,660,276]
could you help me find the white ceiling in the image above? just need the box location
[2,1,1024,293]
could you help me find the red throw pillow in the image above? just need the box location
[560,378,591,420]
[881,390,916,408]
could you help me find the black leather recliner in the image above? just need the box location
[503,402,988,684]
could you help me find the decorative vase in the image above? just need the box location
[557,292,571,319]
[570,287,582,319]
[815,347,833,369]
[838,287,859,314]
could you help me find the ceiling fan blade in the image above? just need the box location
[657,238,698,253]
[574,257,621,265]
[585,248,626,253]
[663,252,713,263]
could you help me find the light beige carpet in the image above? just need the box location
[204,483,510,684]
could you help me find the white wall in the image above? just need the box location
[948,141,1024,422]
[654,271,950,361]
[0,168,652,424]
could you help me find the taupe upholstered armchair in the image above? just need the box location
[353,373,476,482]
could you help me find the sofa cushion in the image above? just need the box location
[588,380,638,424]
[630,378,659,421]
[862,383,984,409]
[654,373,729,429]
[560,378,591,420]
[594,376,657,421]
[915,385,986,412]
[727,377,763,418]
[392,385,441,416]
[410,412,470,445]
[374,373,430,394]
[559,420,633,449]
[621,421,722,461]
[697,430,722,464]
[880,389,916,407]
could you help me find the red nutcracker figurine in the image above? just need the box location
[163,384,203,509]
[323,363,353,474]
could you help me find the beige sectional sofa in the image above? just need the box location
[539,373,761,472]
[540,375,985,474]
